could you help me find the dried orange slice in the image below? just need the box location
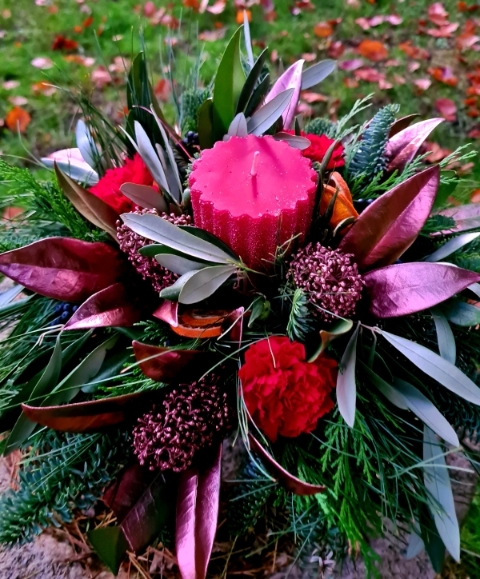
[320,172,358,229]
[170,308,230,338]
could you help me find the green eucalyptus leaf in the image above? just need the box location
[272,132,310,150]
[121,213,234,263]
[120,183,168,212]
[88,526,128,575]
[442,298,480,327]
[301,60,336,90]
[0,285,23,306]
[243,10,255,69]
[47,334,119,406]
[150,105,183,199]
[423,426,460,562]
[431,308,456,363]
[226,113,248,138]
[336,324,359,427]
[198,99,214,149]
[363,365,408,410]
[394,378,459,446]
[4,336,63,455]
[236,48,268,114]
[82,349,134,393]
[379,329,480,405]
[156,253,207,275]
[425,232,480,262]
[133,121,171,195]
[245,73,270,117]
[309,319,353,361]
[247,89,295,136]
[160,270,199,301]
[248,295,271,327]
[178,226,238,259]
[178,265,237,304]
[212,27,246,140]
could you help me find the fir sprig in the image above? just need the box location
[348,104,399,196]
[0,430,129,544]
[0,159,104,243]
[286,288,314,342]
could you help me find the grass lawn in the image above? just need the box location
[0,0,479,190]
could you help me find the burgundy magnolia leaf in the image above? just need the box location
[339,166,440,270]
[20,391,149,432]
[249,435,326,495]
[55,163,119,238]
[104,463,171,552]
[264,59,304,129]
[65,283,145,330]
[0,238,126,302]
[386,118,444,171]
[104,463,156,522]
[153,300,179,326]
[388,114,420,138]
[364,263,480,318]
[132,341,217,383]
[176,444,222,579]
[226,307,245,343]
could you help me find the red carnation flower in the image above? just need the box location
[89,153,154,214]
[239,336,337,442]
[288,131,344,169]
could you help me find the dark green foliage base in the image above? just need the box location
[0,430,130,544]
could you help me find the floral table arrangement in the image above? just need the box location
[0,19,480,577]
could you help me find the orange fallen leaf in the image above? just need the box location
[399,41,429,60]
[5,106,31,133]
[424,141,452,163]
[206,0,226,14]
[314,21,334,38]
[328,41,345,58]
[457,32,480,50]
[426,22,459,37]
[3,207,23,219]
[343,78,359,88]
[428,66,458,86]
[354,67,385,82]
[153,78,171,102]
[52,35,78,52]
[198,27,226,41]
[236,9,251,23]
[470,188,480,202]
[301,91,328,103]
[427,2,449,26]
[357,39,388,62]
[435,98,457,121]
[31,81,56,96]
[414,78,432,91]
[458,1,480,11]
[468,127,480,138]
[183,0,200,9]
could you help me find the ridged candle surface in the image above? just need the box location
[188,135,317,270]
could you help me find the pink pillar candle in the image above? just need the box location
[188,135,317,270]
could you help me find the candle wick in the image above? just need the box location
[250,151,260,177]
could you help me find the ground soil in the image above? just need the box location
[0,447,476,579]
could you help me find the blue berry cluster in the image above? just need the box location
[48,302,78,327]
[182,131,199,146]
